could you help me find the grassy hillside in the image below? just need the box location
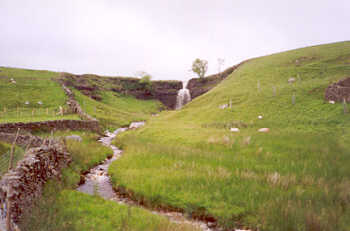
[0,67,163,129]
[110,41,350,230]
[0,67,79,123]
[74,89,162,130]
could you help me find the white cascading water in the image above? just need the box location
[175,81,191,110]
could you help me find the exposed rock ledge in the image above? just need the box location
[325,77,350,102]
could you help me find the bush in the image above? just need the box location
[139,74,153,92]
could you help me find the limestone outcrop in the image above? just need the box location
[325,77,350,102]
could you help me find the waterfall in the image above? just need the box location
[176,81,191,110]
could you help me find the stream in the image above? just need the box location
[76,122,214,231]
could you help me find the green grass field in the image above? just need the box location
[19,131,197,231]
[109,41,350,230]
[74,89,163,130]
[0,67,79,123]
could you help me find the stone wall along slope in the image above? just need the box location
[0,140,71,230]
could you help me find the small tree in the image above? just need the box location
[137,71,153,91]
[191,58,208,79]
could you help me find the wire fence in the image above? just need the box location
[0,105,80,124]
[0,148,25,176]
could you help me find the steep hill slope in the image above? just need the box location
[110,41,350,230]
[0,67,79,122]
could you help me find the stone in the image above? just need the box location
[129,122,145,129]
[65,135,82,142]
[230,128,240,132]
[243,136,251,145]
[258,115,263,119]
[329,100,335,104]
[258,128,270,133]
[288,77,296,84]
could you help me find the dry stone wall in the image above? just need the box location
[0,133,49,148]
[0,120,100,134]
[0,141,71,230]
[60,83,97,121]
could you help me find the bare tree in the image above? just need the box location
[217,58,225,73]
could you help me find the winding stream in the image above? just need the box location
[76,122,214,231]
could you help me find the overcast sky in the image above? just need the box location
[0,0,349,80]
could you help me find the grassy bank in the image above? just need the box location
[110,41,350,230]
[0,67,79,123]
[74,89,162,130]
[19,131,198,231]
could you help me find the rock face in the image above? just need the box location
[151,81,183,109]
[325,77,350,102]
[60,73,182,109]
[0,140,71,227]
[187,60,251,100]
[125,80,182,109]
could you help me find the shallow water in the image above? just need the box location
[77,128,126,199]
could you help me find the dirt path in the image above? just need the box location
[76,122,214,231]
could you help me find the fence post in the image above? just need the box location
[344,98,348,114]
[48,130,54,149]
[292,93,296,105]
[6,187,12,231]
[25,137,34,153]
[8,128,20,171]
